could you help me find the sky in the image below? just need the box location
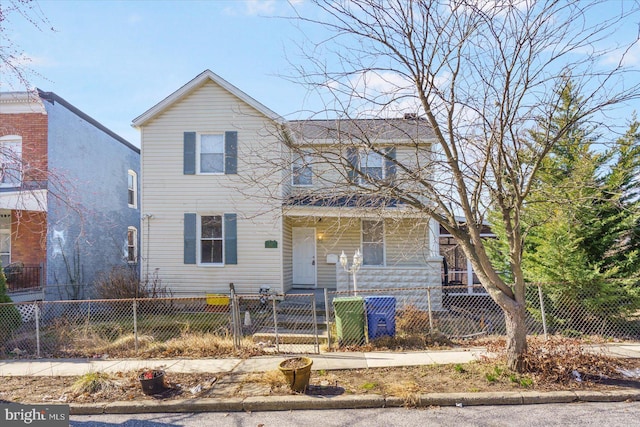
[2,0,640,147]
[2,0,316,145]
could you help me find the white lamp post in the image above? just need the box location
[340,249,363,295]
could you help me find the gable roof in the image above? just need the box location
[132,69,283,127]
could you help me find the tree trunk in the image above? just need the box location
[504,302,528,372]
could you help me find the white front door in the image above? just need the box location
[292,227,316,287]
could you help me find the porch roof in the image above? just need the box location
[283,193,426,218]
[285,193,402,208]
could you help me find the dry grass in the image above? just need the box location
[362,332,452,351]
[138,333,263,358]
[70,372,123,396]
[248,370,289,390]
[38,326,265,359]
[385,380,422,406]
[396,305,431,334]
[86,334,155,356]
[260,370,289,388]
[1,354,639,406]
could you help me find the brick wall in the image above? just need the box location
[0,112,49,182]
[11,210,47,265]
[0,112,49,267]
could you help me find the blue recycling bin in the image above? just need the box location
[364,296,396,340]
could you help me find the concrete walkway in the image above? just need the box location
[1,343,639,414]
[0,347,488,377]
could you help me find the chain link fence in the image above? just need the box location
[1,282,638,358]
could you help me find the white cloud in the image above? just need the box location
[245,0,277,16]
[602,43,640,67]
[456,0,528,18]
[324,71,418,118]
[328,70,461,119]
[223,0,297,17]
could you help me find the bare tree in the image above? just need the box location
[283,0,640,370]
[0,0,53,90]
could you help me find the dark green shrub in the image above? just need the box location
[0,267,22,345]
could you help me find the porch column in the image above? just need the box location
[428,218,440,257]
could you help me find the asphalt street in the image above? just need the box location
[69,402,640,427]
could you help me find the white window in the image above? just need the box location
[199,215,223,264]
[292,151,313,186]
[198,134,224,174]
[359,150,383,182]
[362,220,384,266]
[0,213,10,267]
[127,170,137,208]
[0,136,22,188]
[127,227,137,263]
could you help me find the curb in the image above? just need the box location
[69,390,640,415]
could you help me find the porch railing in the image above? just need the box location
[4,264,43,292]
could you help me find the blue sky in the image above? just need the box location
[3,0,314,144]
[2,0,640,146]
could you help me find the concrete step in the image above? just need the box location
[252,330,329,345]
[275,313,327,327]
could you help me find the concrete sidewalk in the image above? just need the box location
[0,347,488,377]
[1,343,639,415]
[2,343,640,377]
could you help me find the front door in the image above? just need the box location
[292,227,316,287]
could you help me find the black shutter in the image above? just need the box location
[184,213,197,264]
[384,147,396,181]
[346,147,358,182]
[225,131,238,174]
[183,132,196,175]
[224,213,237,264]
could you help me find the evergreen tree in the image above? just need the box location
[0,265,22,347]
[488,82,640,333]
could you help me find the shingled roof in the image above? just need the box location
[287,116,435,143]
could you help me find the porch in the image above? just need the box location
[5,263,44,294]
[283,213,442,291]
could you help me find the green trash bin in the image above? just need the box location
[333,296,365,346]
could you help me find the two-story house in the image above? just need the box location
[0,90,140,302]
[133,70,443,298]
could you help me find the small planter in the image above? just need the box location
[205,294,230,312]
[138,370,166,395]
[278,357,313,393]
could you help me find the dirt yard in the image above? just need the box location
[1,358,639,406]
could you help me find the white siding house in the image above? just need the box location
[133,70,443,296]
[133,71,284,294]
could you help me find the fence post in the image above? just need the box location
[537,284,548,340]
[35,302,41,358]
[427,288,434,333]
[272,296,279,352]
[324,288,331,351]
[133,299,138,353]
[311,293,319,354]
[229,283,240,350]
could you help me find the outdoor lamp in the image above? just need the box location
[340,251,348,268]
[340,249,363,295]
[353,249,363,269]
